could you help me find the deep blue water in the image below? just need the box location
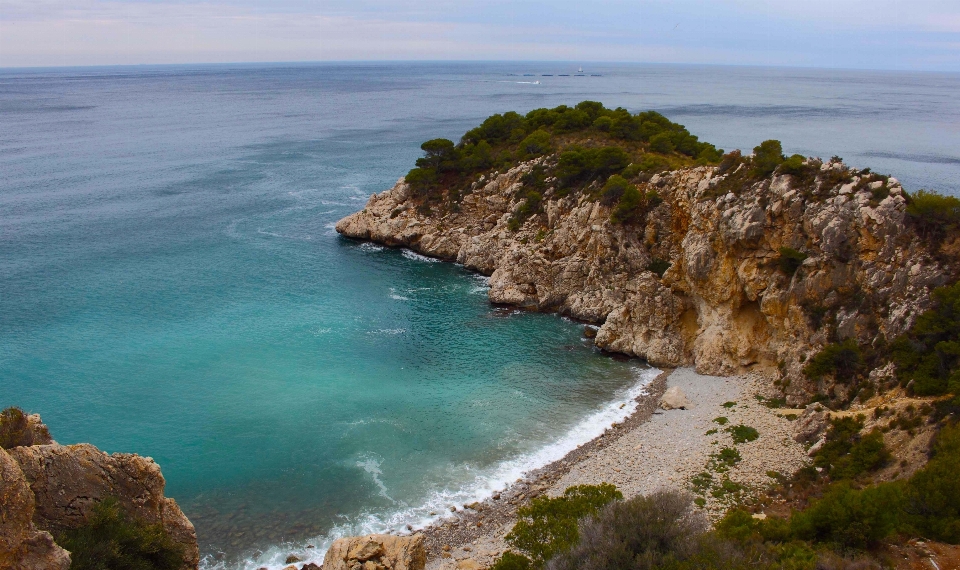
[2,62,959,568]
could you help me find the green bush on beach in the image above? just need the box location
[493,484,621,568]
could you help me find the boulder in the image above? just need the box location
[794,405,828,444]
[660,386,691,410]
[8,442,199,570]
[0,447,70,570]
[322,534,426,570]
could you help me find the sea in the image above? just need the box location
[2,62,959,568]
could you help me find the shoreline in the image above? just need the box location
[419,368,671,567]
[420,368,810,569]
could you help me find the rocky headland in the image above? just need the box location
[335,102,960,569]
[337,153,953,405]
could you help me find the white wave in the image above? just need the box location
[389,288,410,301]
[358,242,385,252]
[313,328,332,335]
[216,366,659,570]
[366,328,406,335]
[357,454,398,503]
[401,249,439,263]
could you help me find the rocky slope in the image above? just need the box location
[337,156,954,404]
[0,414,199,570]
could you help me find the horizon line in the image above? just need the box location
[2,59,958,76]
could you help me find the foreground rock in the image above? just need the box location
[0,448,70,570]
[0,413,199,570]
[337,159,954,404]
[322,533,426,570]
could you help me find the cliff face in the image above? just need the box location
[0,447,70,570]
[0,416,199,570]
[337,157,953,403]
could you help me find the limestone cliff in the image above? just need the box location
[337,156,954,404]
[0,414,199,570]
[0,447,70,570]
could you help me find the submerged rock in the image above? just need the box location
[322,533,426,570]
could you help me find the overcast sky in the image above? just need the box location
[2,0,959,70]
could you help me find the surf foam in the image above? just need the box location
[213,366,659,570]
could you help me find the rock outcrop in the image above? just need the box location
[0,448,70,570]
[337,158,954,404]
[0,416,199,570]
[322,533,426,570]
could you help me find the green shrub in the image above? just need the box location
[830,430,890,480]
[803,339,863,379]
[891,281,960,396]
[404,166,437,193]
[557,147,631,188]
[519,129,552,158]
[727,425,759,444]
[777,247,808,276]
[752,140,785,177]
[546,490,710,570]
[717,150,743,175]
[609,185,661,225]
[56,498,184,570]
[904,422,960,542]
[649,131,676,154]
[906,189,960,247]
[463,111,525,145]
[505,483,622,565]
[711,447,742,470]
[0,407,48,449]
[648,258,670,278]
[508,190,543,231]
[812,417,889,480]
[778,154,806,176]
[789,481,904,550]
[600,175,632,206]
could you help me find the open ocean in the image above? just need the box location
[2,62,959,568]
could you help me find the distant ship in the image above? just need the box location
[578,66,583,73]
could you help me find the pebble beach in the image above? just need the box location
[422,367,810,570]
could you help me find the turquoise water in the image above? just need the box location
[2,62,960,568]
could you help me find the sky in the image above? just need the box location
[2,0,959,70]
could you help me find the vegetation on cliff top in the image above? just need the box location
[403,101,722,224]
[57,497,185,570]
[0,406,50,449]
